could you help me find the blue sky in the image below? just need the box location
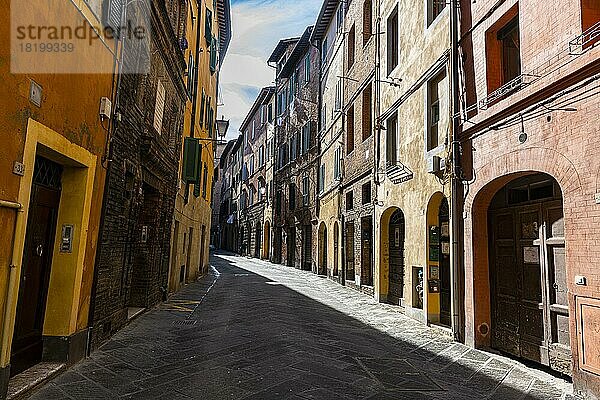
[219,0,322,139]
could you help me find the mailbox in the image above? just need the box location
[428,279,440,293]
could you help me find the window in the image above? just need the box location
[301,122,310,154]
[348,24,355,70]
[209,36,217,73]
[319,164,325,193]
[199,90,205,126]
[304,55,311,83]
[427,70,445,151]
[335,80,342,111]
[387,6,398,75]
[322,38,328,63]
[303,176,310,206]
[187,54,195,98]
[291,133,298,160]
[289,183,296,210]
[362,83,372,141]
[252,120,255,140]
[386,112,398,165]
[485,6,521,95]
[346,191,354,210]
[428,0,446,26]
[581,0,600,48]
[347,104,354,153]
[250,155,255,175]
[334,147,342,180]
[268,103,273,122]
[205,8,213,43]
[363,0,372,45]
[322,104,327,128]
[259,145,265,166]
[202,164,208,198]
[498,17,521,85]
[336,5,344,33]
[361,182,371,205]
[276,190,282,214]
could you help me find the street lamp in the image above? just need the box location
[216,116,230,139]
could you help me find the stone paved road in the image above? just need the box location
[31,252,574,399]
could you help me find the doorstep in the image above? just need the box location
[7,362,65,400]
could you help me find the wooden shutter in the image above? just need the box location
[362,84,372,141]
[104,0,123,31]
[183,137,201,183]
[347,104,355,153]
[205,8,213,43]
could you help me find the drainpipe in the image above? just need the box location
[373,0,382,293]
[1,200,23,365]
[450,0,464,343]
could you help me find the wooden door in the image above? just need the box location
[345,222,355,282]
[543,201,571,375]
[388,210,404,305]
[361,217,373,286]
[12,159,62,375]
[491,202,570,373]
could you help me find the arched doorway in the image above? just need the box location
[263,221,270,259]
[333,222,339,277]
[318,222,327,275]
[254,222,262,258]
[487,173,570,374]
[388,209,405,305]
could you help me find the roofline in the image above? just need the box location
[267,37,300,64]
[239,87,276,132]
[310,0,340,43]
[279,26,314,79]
[216,0,232,64]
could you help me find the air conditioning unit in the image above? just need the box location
[427,155,443,174]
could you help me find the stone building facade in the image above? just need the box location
[89,0,189,349]
[340,0,377,295]
[313,0,345,283]
[169,0,231,294]
[458,0,600,396]
[0,1,115,394]
[269,29,320,271]
[239,87,275,258]
[375,0,454,330]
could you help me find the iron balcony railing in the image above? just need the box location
[478,73,538,110]
[570,21,600,54]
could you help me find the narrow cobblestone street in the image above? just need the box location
[31,252,573,399]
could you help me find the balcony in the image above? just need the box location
[478,73,538,110]
[385,161,414,184]
[569,21,600,54]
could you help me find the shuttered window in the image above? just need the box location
[362,84,372,141]
[348,24,355,70]
[347,104,354,153]
[205,8,212,43]
[183,137,201,183]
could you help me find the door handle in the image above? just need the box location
[36,244,43,257]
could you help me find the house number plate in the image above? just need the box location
[13,161,25,176]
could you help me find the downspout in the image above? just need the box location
[450,0,464,343]
[310,39,323,222]
[1,201,23,366]
[267,61,278,263]
[373,0,382,292]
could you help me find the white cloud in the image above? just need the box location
[218,0,321,139]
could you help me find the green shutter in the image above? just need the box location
[210,36,217,73]
[205,8,212,44]
[183,137,201,183]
